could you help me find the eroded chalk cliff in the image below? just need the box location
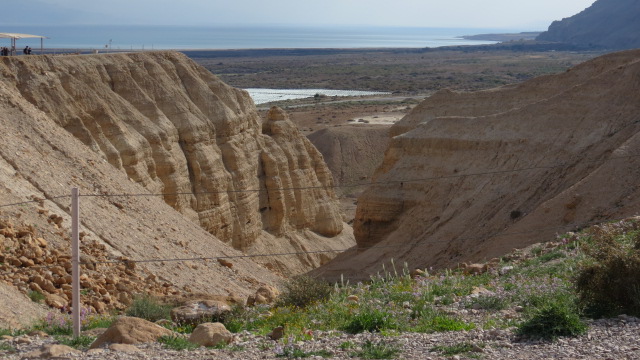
[0,51,351,276]
[314,49,640,280]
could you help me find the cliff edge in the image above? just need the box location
[0,51,352,276]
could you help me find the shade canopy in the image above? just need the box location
[0,32,48,55]
[0,32,47,39]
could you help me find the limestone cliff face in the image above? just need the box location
[315,50,640,280]
[0,52,347,268]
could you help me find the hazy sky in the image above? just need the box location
[13,0,596,29]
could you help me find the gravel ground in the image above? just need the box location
[2,317,639,359]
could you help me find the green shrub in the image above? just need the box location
[158,335,198,351]
[125,295,173,322]
[575,230,640,317]
[516,302,586,340]
[55,335,96,350]
[276,275,333,308]
[28,290,46,303]
[415,313,475,333]
[342,307,397,334]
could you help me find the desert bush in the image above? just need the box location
[342,306,398,334]
[158,335,198,351]
[28,290,45,303]
[125,295,172,322]
[56,335,96,350]
[516,301,586,340]
[413,308,475,333]
[276,275,333,308]
[575,230,640,317]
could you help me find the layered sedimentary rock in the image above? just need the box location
[0,72,285,326]
[315,49,640,280]
[0,52,349,274]
[308,125,390,189]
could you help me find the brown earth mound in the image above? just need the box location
[314,49,640,280]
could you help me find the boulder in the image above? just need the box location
[188,322,233,347]
[462,263,488,275]
[247,285,280,306]
[44,293,67,309]
[170,300,232,325]
[22,344,80,359]
[217,258,233,269]
[253,286,279,304]
[108,343,140,353]
[90,316,172,349]
[267,325,285,341]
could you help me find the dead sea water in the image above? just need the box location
[5,25,501,50]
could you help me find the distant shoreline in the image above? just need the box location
[461,32,541,42]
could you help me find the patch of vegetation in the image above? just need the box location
[342,306,398,334]
[125,295,173,322]
[339,340,355,350]
[575,228,640,318]
[517,302,587,340]
[157,335,199,351]
[414,311,476,333]
[351,340,400,359]
[275,344,333,358]
[35,308,115,336]
[55,335,96,350]
[0,328,27,337]
[276,275,333,308]
[28,290,46,303]
[0,342,16,353]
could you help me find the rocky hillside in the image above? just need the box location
[0,52,353,276]
[536,0,640,50]
[0,51,353,326]
[314,49,640,280]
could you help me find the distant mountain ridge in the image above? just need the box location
[536,0,640,50]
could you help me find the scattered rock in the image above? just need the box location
[462,263,488,275]
[108,343,140,353]
[500,266,514,275]
[170,300,232,325]
[22,344,80,359]
[188,322,233,347]
[410,269,425,278]
[217,258,233,269]
[267,326,285,341]
[90,316,173,349]
[247,285,280,306]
